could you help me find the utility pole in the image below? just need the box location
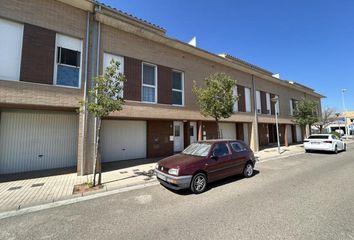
[342,89,348,140]
[272,96,281,154]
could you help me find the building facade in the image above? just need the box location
[0,0,324,175]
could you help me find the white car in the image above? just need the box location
[304,134,346,153]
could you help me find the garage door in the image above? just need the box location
[101,120,146,162]
[219,122,236,140]
[0,110,79,174]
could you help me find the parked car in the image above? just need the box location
[304,134,346,153]
[155,140,256,194]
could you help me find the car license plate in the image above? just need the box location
[157,173,167,181]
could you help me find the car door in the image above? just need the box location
[332,135,343,150]
[229,141,248,174]
[205,142,235,182]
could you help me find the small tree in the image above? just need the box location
[292,98,319,137]
[313,107,337,133]
[81,59,125,186]
[192,73,237,139]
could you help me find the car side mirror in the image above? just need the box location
[211,151,218,160]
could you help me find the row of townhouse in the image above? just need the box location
[0,0,324,176]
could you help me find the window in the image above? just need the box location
[54,34,82,88]
[289,99,294,116]
[266,93,271,115]
[233,86,238,112]
[0,18,23,81]
[174,125,181,137]
[142,63,157,103]
[275,95,280,115]
[212,143,230,157]
[103,53,124,98]
[256,91,261,114]
[172,70,184,106]
[245,87,251,112]
[231,142,246,152]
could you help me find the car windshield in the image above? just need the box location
[182,143,211,157]
[308,135,329,139]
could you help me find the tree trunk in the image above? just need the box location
[92,117,102,187]
[215,118,220,139]
[97,118,102,185]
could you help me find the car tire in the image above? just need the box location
[334,145,338,154]
[305,149,309,153]
[343,144,347,152]
[243,162,254,178]
[190,173,207,194]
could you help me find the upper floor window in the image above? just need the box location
[266,93,271,115]
[256,90,261,114]
[172,70,184,106]
[54,34,82,88]
[233,86,238,112]
[142,63,157,103]
[0,18,23,81]
[103,53,124,98]
[245,87,251,112]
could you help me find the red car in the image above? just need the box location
[155,140,256,194]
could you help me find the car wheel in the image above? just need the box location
[334,145,338,154]
[305,149,309,153]
[190,173,207,194]
[343,144,347,152]
[243,162,254,178]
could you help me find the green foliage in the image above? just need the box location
[192,73,237,121]
[292,98,319,127]
[80,59,126,118]
[330,131,341,139]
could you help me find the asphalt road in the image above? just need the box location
[1,144,354,240]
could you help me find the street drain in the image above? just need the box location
[132,169,140,172]
[120,171,128,174]
[31,183,45,188]
[8,186,22,191]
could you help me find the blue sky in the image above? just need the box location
[103,0,354,112]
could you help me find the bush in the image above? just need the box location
[330,131,341,138]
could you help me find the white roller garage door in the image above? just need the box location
[101,120,146,163]
[0,110,79,174]
[219,122,236,140]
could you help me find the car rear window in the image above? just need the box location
[308,135,329,139]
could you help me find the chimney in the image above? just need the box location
[188,36,197,47]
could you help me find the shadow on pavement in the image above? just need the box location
[161,170,260,196]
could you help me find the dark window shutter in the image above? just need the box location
[261,91,267,114]
[157,65,172,104]
[270,93,276,115]
[124,57,142,101]
[20,24,55,84]
[237,85,246,112]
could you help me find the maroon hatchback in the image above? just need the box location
[155,140,256,194]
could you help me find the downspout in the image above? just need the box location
[252,75,259,152]
[80,11,90,176]
[93,5,101,174]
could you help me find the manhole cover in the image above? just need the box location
[8,186,22,191]
[31,183,45,188]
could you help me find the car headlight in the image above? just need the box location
[155,163,159,169]
[168,168,179,176]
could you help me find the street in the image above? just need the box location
[0,144,353,240]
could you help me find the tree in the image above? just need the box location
[81,59,126,186]
[313,107,337,133]
[192,73,237,139]
[292,98,319,137]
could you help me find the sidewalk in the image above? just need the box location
[1,140,353,212]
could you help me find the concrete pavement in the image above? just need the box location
[0,141,352,212]
[0,143,353,239]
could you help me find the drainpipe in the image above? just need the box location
[252,75,259,152]
[93,5,101,175]
[80,11,90,176]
